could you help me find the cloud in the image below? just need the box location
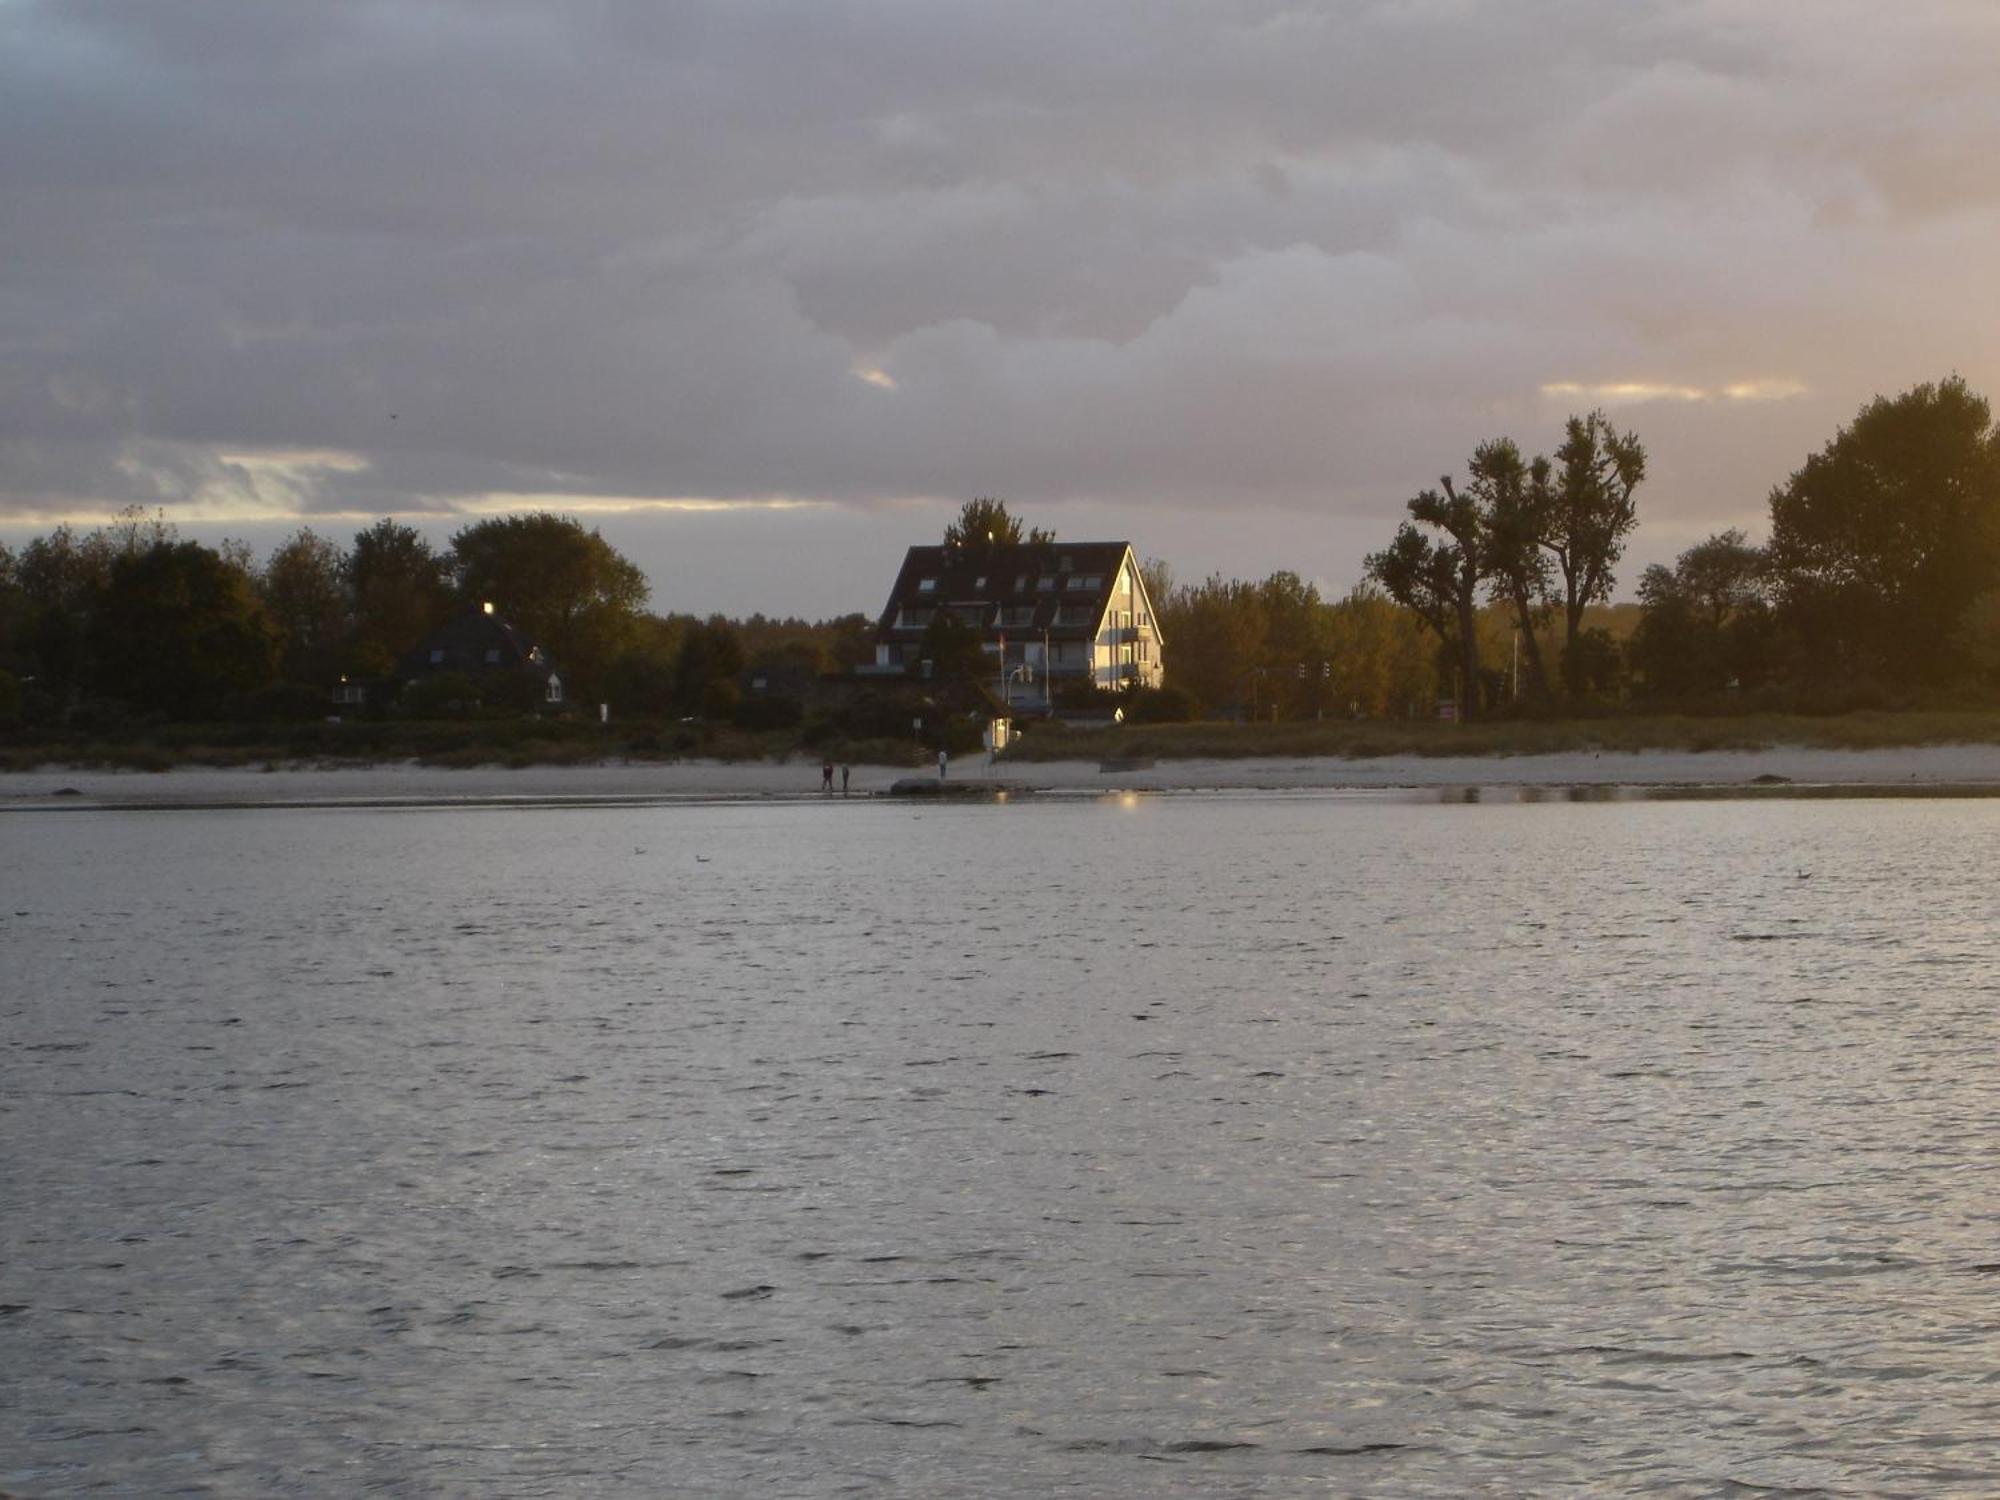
[1540,379,1808,406]
[3,0,1999,604]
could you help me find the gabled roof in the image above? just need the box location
[875,540,1140,641]
[395,604,557,680]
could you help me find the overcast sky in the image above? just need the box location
[5,0,1999,616]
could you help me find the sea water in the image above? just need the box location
[5,794,1999,1497]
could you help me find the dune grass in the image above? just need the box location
[1000,710,2000,763]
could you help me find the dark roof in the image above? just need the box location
[875,540,1141,642]
[395,605,557,681]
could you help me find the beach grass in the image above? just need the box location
[1000,710,2000,763]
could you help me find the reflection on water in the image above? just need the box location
[5,796,2000,1497]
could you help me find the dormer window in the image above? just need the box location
[917,577,937,593]
[1036,576,1056,591]
[1059,555,1074,572]
[973,576,987,590]
[1013,574,1028,592]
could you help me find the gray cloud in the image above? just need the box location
[5,0,1999,608]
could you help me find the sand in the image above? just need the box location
[6,742,2000,809]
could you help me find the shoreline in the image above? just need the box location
[7,742,2000,809]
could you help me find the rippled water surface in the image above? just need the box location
[6,794,2000,1497]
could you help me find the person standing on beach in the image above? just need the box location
[840,765,850,797]
[938,748,948,782]
[821,758,835,793]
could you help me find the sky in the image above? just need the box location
[5,0,2000,619]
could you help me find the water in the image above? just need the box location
[5,793,2000,1497]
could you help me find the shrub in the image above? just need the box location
[733,694,804,731]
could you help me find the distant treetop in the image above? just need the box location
[943,498,1053,552]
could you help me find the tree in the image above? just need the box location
[917,609,991,681]
[1367,475,1490,721]
[1472,439,1556,704]
[449,512,649,700]
[348,519,452,674]
[1158,573,1265,715]
[1766,377,2000,683]
[671,617,745,718]
[1541,412,1645,694]
[90,541,278,717]
[1325,583,1438,718]
[942,497,1053,552]
[260,529,349,685]
[1628,530,1773,698]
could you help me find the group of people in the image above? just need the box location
[819,760,850,795]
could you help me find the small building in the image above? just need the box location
[391,602,563,709]
[862,540,1165,712]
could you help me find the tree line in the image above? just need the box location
[4,375,1998,732]
[0,511,870,728]
[1344,376,2000,721]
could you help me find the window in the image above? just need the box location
[917,577,937,593]
[896,608,935,629]
[1036,576,1056,591]
[545,674,563,704]
[1003,606,1036,628]
[332,683,365,705]
[1054,604,1096,627]
[1065,576,1091,591]
[973,575,987,590]
[429,648,445,664]
[484,648,501,664]
[1059,554,1074,572]
[1013,574,1028,592]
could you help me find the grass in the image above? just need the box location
[0,717,936,773]
[1000,710,2000,763]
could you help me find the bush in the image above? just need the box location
[401,672,479,718]
[1123,683,1198,723]
[700,678,741,721]
[733,694,804,731]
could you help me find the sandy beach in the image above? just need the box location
[7,742,2000,808]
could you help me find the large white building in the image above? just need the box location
[864,539,1166,711]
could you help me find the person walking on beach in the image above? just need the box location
[840,764,850,797]
[937,748,948,782]
[821,758,835,793]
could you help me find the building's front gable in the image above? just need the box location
[866,539,1164,705]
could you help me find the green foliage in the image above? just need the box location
[699,677,741,721]
[1545,412,1645,692]
[734,694,804,731]
[90,541,280,719]
[1369,414,1644,714]
[942,497,1053,552]
[401,671,480,718]
[1950,590,2000,690]
[1766,377,2000,683]
[1122,683,1198,723]
[1366,474,1487,720]
[449,512,649,701]
[259,528,349,685]
[348,519,452,674]
[673,618,745,717]
[917,609,990,681]
[603,615,686,717]
[1629,530,1774,697]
